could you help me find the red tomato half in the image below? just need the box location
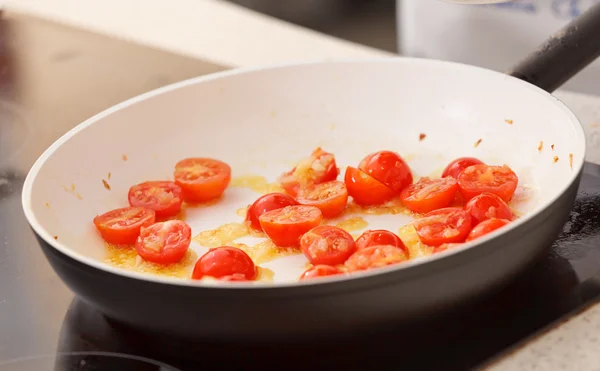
[344,166,395,206]
[246,193,298,231]
[173,158,231,203]
[358,151,413,194]
[400,177,458,214]
[457,164,519,202]
[465,192,514,225]
[93,207,156,245]
[412,207,473,246]
[300,225,356,265]
[259,205,323,247]
[135,220,191,264]
[466,218,511,242]
[279,148,339,197]
[128,181,183,219]
[355,229,407,254]
[345,245,408,272]
[296,180,348,218]
[299,265,342,280]
[442,157,485,179]
[192,246,257,281]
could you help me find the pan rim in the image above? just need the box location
[21,56,587,290]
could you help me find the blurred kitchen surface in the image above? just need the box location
[227,0,600,96]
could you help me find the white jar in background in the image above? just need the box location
[397,0,600,95]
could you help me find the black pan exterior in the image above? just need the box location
[34,172,581,341]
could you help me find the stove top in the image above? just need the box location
[2,12,600,371]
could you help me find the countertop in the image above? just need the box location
[4,1,600,370]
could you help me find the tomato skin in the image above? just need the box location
[442,157,485,179]
[192,246,257,280]
[246,193,298,231]
[128,181,183,219]
[299,265,342,280]
[465,192,514,225]
[344,166,395,206]
[345,245,408,272]
[296,180,348,218]
[173,158,231,203]
[300,225,357,265]
[259,205,323,247]
[457,164,519,202]
[412,207,473,247]
[135,220,192,264]
[358,151,413,194]
[400,177,458,214]
[279,148,339,197]
[466,218,511,242]
[93,207,156,245]
[355,229,408,254]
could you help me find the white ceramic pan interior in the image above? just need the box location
[21,58,586,287]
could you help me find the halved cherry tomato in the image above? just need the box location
[358,151,413,194]
[246,193,298,231]
[400,177,458,214]
[93,207,156,245]
[296,180,348,218]
[355,229,407,254]
[299,265,342,280]
[442,157,485,179]
[345,245,408,272]
[192,246,257,281]
[259,205,323,247]
[278,148,339,197]
[457,164,518,202]
[135,220,191,264]
[465,192,514,225]
[412,207,473,246]
[128,181,183,219]
[433,243,463,254]
[466,218,511,242]
[300,225,356,265]
[344,166,395,206]
[173,158,231,203]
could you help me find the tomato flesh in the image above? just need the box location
[246,193,298,231]
[433,243,463,254]
[128,181,183,219]
[412,207,473,246]
[344,166,395,206]
[300,265,342,280]
[279,148,339,197]
[300,225,356,265]
[135,220,191,264]
[259,205,323,247]
[465,192,514,225]
[457,164,518,202]
[358,151,413,194]
[355,229,408,254]
[400,177,458,214]
[93,207,156,245]
[466,218,511,242]
[345,245,408,272]
[442,157,484,179]
[296,180,348,218]
[173,158,231,203]
[192,246,257,280]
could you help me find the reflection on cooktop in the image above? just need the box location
[0,352,181,371]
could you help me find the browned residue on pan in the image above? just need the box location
[551,144,555,150]
[102,179,111,190]
[505,119,513,125]
[53,235,58,240]
[76,193,83,200]
[553,156,559,163]
[538,141,544,152]
[419,133,426,141]
[45,202,50,209]
[474,138,482,147]
[569,153,574,169]
[122,154,128,161]
[107,172,111,180]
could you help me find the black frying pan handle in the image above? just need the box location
[507,1,600,93]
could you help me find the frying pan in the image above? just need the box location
[21,4,600,341]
